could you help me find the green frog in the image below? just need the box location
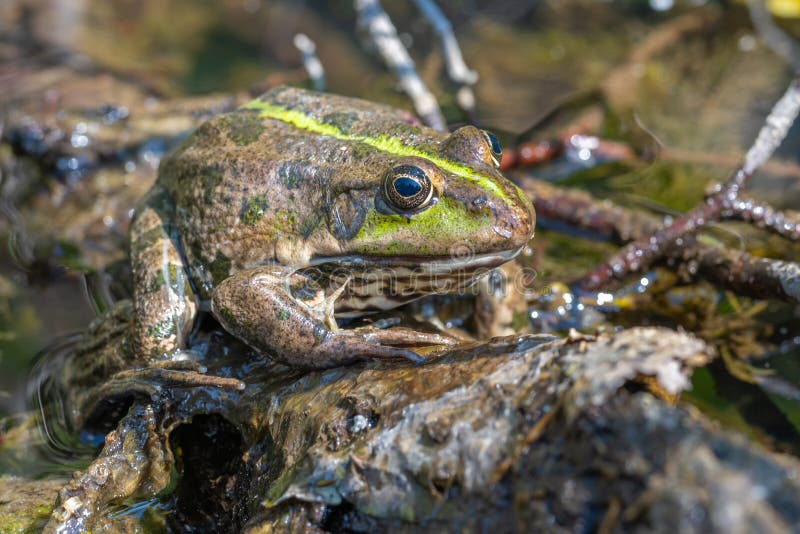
[130,86,535,368]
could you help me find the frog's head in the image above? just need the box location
[337,125,535,271]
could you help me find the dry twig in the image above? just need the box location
[412,0,478,114]
[355,0,446,131]
[293,33,326,92]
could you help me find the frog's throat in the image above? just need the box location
[243,99,524,206]
[324,247,524,316]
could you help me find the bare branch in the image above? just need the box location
[411,0,477,115]
[516,176,659,241]
[747,0,800,72]
[412,0,478,86]
[516,176,800,304]
[293,33,326,92]
[691,248,800,303]
[579,76,800,289]
[355,0,447,131]
[739,77,800,180]
[720,195,800,240]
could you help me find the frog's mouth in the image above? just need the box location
[309,246,525,315]
[310,246,523,273]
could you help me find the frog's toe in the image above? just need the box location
[334,334,426,364]
[357,326,458,347]
[369,345,426,365]
[406,331,458,346]
[399,349,426,365]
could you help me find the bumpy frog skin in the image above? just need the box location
[129,86,534,368]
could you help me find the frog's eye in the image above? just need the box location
[482,130,502,167]
[382,164,434,212]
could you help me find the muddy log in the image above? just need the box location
[5,303,790,531]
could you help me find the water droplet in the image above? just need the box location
[738,34,757,52]
[649,0,674,11]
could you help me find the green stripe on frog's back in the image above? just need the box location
[242,98,511,203]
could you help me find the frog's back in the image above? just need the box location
[157,86,440,285]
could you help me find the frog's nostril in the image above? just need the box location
[493,223,513,239]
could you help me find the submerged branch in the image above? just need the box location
[690,247,800,302]
[719,195,800,240]
[578,77,800,290]
[517,176,800,304]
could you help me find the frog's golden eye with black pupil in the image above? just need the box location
[482,130,502,167]
[382,164,434,212]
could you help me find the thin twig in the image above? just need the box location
[355,0,447,131]
[412,0,478,86]
[293,33,326,92]
[720,195,800,240]
[747,0,800,72]
[412,0,477,115]
[739,78,800,180]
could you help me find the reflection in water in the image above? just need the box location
[0,333,97,478]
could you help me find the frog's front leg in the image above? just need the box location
[211,266,451,368]
[130,187,198,359]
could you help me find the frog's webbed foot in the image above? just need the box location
[45,404,171,533]
[212,266,449,368]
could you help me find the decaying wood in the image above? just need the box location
[20,303,798,531]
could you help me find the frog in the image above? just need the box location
[129,86,535,368]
